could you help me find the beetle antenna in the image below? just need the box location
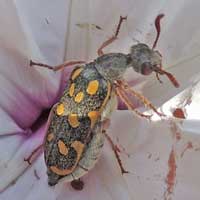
[153,65,180,88]
[152,14,165,49]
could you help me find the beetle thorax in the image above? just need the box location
[94,53,130,83]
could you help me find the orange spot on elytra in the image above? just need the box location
[69,83,75,97]
[71,67,83,80]
[173,108,186,119]
[68,113,80,128]
[88,111,100,128]
[50,166,73,176]
[47,133,54,142]
[58,140,68,156]
[87,80,99,95]
[50,140,85,176]
[164,148,177,199]
[74,92,84,103]
[56,103,65,115]
[71,140,85,160]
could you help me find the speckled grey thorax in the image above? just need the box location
[93,53,130,82]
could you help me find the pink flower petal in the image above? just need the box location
[109,111,200,199]
[0,49,61,129]
[0,1,64,129]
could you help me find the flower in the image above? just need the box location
[1,0,200,200]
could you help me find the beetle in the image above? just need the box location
[29,14,179,188]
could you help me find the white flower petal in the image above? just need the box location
[1,157,56,200]
[109,111,200,199]
[0,125,45,193]
[180,119,200,135]
[14,0,70,64]
[0,108,23,135]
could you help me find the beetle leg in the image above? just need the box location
[114,83,153,120]
[102,130,128,174]
[152,14,165,49]
[24,144,43,165]
[30,60,85,71]
[97,16,127,56]
[115,80,165,117]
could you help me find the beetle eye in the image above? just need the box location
[141,62,153,75]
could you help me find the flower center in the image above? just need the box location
[30,108,51,132]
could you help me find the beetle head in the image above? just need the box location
[129,43,162,75]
